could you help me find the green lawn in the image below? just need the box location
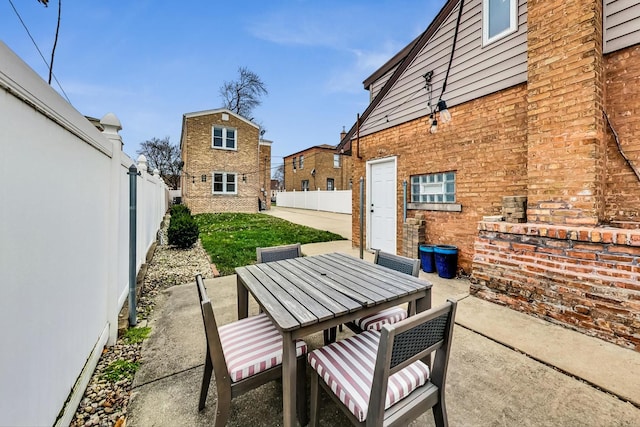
[195,212,345,276]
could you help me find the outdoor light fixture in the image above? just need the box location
[430,117,438,134]
[437,100,451,123]
[423,71,453,134]
[242,174,247,182]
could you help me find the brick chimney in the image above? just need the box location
[526,0,605,226]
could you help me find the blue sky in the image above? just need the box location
[2,0,444,171]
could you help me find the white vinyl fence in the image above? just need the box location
[276,189,352,214]
[0,42,168,427]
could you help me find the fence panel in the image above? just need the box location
[276,189,352,214]
[0,42,167,426]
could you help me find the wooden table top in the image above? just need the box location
[235,252,431,332]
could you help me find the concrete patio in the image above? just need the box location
[126,207,640,426]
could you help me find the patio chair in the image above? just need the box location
[195,274,308,426]
[256,242,302,263]
[324,250,420,344]
[308,299,457,427]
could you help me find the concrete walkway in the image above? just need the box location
[127,207,640,426]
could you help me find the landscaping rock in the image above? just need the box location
[71,215,213,426]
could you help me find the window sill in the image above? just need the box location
[408,202,461,212]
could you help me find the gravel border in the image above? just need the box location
[71,216,213,427]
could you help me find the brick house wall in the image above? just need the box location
[349,0,640,350]
[180,110,263,214]
[605,44,640,224]
[259,141,272,210]
[471,0,640,351]
[351,84,529,271]
[283,144,352,192]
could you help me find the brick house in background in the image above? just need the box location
[339,0,640,351]
[283,134,352,192]
[180,108,271,213]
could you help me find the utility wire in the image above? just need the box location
[7,0,72,104]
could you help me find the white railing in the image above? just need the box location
[276,189,352,214]
[0,42,167,427]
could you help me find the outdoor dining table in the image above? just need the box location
[235,252,433,427]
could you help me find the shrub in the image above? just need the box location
[170,203,191,218]
[168,213,199,248]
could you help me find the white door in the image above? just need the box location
[368,158,396,253]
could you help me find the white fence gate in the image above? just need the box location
[276,189,352,214]
[0,42,167,426]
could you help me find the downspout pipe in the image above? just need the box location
[359,176,364,259]
[403,180,407,223]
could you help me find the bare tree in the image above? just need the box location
[219,67,268,120]
[273,163,284,188]
[36,0,49,5]
[137,137,181,190]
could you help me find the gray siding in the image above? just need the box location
[360,0,527,137]
[605,0,640,53]
[369,65,398,102]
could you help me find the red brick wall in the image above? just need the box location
[473,221,640,350]
[352,84,529,271]
[526,0,605,226]
[604,45,640,223]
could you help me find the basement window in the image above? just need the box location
[409,172,461,212]
[212,172,237,194]
[482,0,517,46]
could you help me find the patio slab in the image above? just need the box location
[127,272,640,427]
[127,207,640,426]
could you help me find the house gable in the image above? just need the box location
[358,0,528,139]
[180,108,263,214]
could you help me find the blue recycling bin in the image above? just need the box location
[418,244,436,273]
[434,245,458,279]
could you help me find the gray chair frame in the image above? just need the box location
[256,243,302,263]
[329,250,420,342]
[196,274,307,426]
[310,299,457,427]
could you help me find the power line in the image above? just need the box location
[7,0,72,104]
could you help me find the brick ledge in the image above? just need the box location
[478,221,640,246]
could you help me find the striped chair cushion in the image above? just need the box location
[308,330,430,422]
[353,306,408,331]
[219,313,308,382]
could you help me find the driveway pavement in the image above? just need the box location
[127,206,640,426]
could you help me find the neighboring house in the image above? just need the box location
[338,0,640,351]
[270,179,281,201]
[180,108,271,213]
[283,134,352,192]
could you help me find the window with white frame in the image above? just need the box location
[212,172,237,194]
[299,155,304,169]
[333,154,341,168]
[212,126,237,150]
[301,180,309,191]
[483,0,517,45]
[411,172,456,203]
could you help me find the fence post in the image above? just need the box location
[101,113,123,345]
[136,155,148,274]
[128,164,140,327]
